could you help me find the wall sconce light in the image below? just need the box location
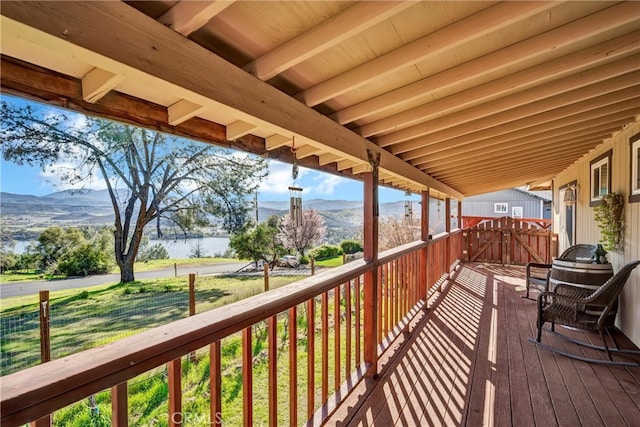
[563,185,577,206]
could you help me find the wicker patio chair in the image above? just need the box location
[523,244,597,299]
[529,260,640,366]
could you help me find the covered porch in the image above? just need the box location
[1,1,639,425]
[329,262,640,427]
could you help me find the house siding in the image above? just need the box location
[553,121,640,345]
[462,188,549,219]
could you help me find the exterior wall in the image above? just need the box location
[462,188,549,219]
[552,121,640,345]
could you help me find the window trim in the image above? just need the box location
[494,203,508,214]
[630,133,640,203]
[512,206,523,218]
[590,149,612,207]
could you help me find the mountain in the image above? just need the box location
[1,191,421,242]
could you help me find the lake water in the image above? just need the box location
[13,237,230,259]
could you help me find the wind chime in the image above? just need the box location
[289,137,303,226]
[404,191,413,223]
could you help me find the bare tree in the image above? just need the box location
[1,101,267,282]
[278,209,326,257]
[378,216,421,251]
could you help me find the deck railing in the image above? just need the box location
[1,230,462,426]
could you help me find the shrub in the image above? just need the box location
[58,243,113,277]
[309,244,343,260]
[299,255,310,265]
[340,239,363,254]
[137,243,169,262]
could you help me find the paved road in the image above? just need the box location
[0,262,249,299]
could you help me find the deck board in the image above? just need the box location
[327,263,640,426]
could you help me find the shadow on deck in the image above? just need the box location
[327,263,640,426]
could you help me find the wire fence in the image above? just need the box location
[1,282,193,376]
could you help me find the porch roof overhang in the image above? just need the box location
[1,1,639,198]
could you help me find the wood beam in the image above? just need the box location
[81,67,123,103]
[415,122,629,169]
[317,153,342,166]
[294,145,322,160]
[300,2,555,106]
[264,134,292,150]
[157,1,235,36]
[377,59,640,147]
[226,120,259,140]
[428,139,603,179]
[168,99,205,126]
[409,114,635,167]
[351,164,371,174]
[335,8,640,128]
[399,92,640,160]
[0,56,369,190]
[244,1,413,81]
[0,2,461,197]
[419,128,620,173]
[337,159,358,171]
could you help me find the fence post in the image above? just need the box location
[188,273,196,362]
[38,290,51,363]
[31,291,51,427]
[174,263,177,278]
[311,258,315,275]
[263,262,269,292]
[188,274,196,317]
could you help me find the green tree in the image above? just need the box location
[230,215,286,269]
[339,239,363,254]
[31,226,85,273]
[137,242,170,262]
[1,101,267,282]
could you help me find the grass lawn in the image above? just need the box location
[314,255,343,267]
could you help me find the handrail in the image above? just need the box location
[1,231,464,426]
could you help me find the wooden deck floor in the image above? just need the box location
[327,263,640,427]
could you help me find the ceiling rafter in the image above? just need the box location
[376,56,640,147]
[426,138,608,178]
[243,1,413,81]
[416,123,626,171]
[299,1,554,107]
[400,92,640,160]
[408,108,640,167]
[157,1,235,36]
[334,4,640,129]
[81,67,124,103]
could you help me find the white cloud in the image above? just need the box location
[311,174,346,196]
[39,161,110,191]
[259,160,309,195]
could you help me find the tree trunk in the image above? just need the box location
[119,260,135,283]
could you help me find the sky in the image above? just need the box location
[0,94,418,204]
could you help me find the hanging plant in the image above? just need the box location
[593,192,624,252]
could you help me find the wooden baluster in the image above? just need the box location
[385,262,391,336]
[355,276,361,365]
[288,307,298,427]
[377,266,383,342]
[242,327,253,427]
[306,299,315,420]
[345,280,352,377]
[210,341,222,427]
[321,292,329,402]
[268,315,278,426]
[394,259,400,325]
[334,285,341,391]
[111,382,128,426]
[168,358,182,427]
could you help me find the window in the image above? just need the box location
[512,206,523,218]
[590,150,612,206]
[631,133,640,203]
[494,203,508,214]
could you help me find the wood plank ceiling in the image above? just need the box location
[1,1,639,198]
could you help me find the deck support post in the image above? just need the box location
[363,150,380,378]
[445,197,452,269]
[420,190,430,301]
